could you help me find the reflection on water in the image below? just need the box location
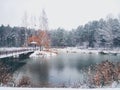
[29,59,49,84]
[15,53,120,87]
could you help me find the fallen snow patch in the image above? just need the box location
[29,50,57,58]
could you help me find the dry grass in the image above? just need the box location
[17,76,31,87]
[92,60,120,87]
[0,62,13,85]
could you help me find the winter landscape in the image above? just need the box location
[0,0,120,90]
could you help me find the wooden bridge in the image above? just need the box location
[0,47,38,59]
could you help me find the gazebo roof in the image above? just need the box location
[30,41,37,44]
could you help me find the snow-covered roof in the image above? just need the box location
[30,41,37,44]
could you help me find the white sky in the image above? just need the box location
[0,0,120,30]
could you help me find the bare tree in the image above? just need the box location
[39,9,48,31]
[30,15,37,29]
[27,9,50,50]
[22,11,28,47]
[38,9,50,50]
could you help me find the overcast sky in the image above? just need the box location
[0,0,120,30]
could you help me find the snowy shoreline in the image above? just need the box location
[29,49,58,58]
[52,47,120,54]
[28,47,120,58]
[0,47,120,54]
[0,47,120,59]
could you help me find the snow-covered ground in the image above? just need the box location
[29,47,120,58]
[1,47,120,55]
[0,87,120,90]
[29,50,58,58]
[0,47,120,59]
[54,47,120,54]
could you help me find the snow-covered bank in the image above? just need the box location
[29,50,58,58]
[54,47,120,55]
[1,47,120,55]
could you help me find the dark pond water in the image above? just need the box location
[15,53,120,87]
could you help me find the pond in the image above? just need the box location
[14,53,120,87]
